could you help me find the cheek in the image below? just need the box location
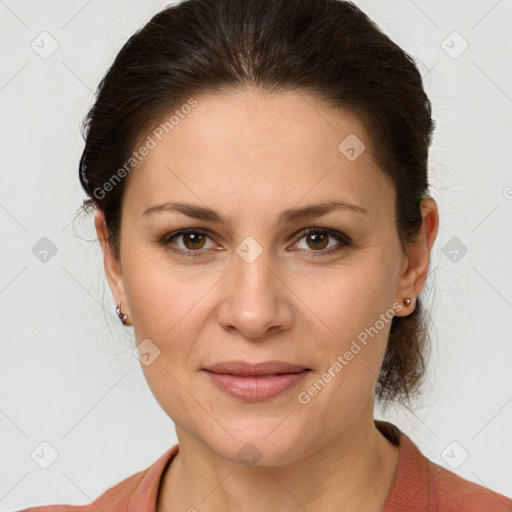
[122,258,213,403]
[124,264,214,429]
[123,249,215,340]
[294,256,394,344]
[293,262,395,406]
[122,237,397,439]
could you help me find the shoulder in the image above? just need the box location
[377,421,512,512]
[17,471,145,512]
[17,445,179,512]
[429,460,512,512]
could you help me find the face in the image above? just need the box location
[96,89,437,466]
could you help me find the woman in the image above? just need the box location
[20,0,512,510]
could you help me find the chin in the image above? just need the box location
[204,421,307,467]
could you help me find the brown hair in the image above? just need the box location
[78,0,436,408]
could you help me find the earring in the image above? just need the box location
[116,302,128,325]
[403,298,412,307]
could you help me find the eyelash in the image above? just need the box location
[158,227,352,259]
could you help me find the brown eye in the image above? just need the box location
[305,232,329,250]
[159,228,217,258]
[181,232,207,250]
[291,228,352,257]
[159,227,351,259]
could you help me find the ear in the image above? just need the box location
[94,210,131,323]
[394,197,439,317]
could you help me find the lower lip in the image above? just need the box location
[204,369,310,401]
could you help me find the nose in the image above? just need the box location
[216,245,294,339]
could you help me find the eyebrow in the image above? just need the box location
[142,199,369,226]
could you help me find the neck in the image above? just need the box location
[157,402,400,512]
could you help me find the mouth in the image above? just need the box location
[203,360,312,401]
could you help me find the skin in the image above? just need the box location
[95,88,439,511]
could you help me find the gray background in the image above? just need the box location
[1,0,511,509]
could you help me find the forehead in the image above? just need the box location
[123,89,393,222]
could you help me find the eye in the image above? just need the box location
[159,228,216,257]
[290,227,352,257]
[158,227,352,258]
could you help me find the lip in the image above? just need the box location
[204,360,309,376]
[203,360,311,401]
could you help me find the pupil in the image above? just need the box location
[185,233,204,249]
[309,233,327,250]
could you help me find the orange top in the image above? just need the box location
[19,421,512,512]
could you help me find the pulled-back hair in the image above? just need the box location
[78,0,436,408]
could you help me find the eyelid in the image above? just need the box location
[289,227,351,250]
[159,226,352,258]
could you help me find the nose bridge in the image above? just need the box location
[232,234,277,301]
[217,234,292,338]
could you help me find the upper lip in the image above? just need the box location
[204,360,310,376]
